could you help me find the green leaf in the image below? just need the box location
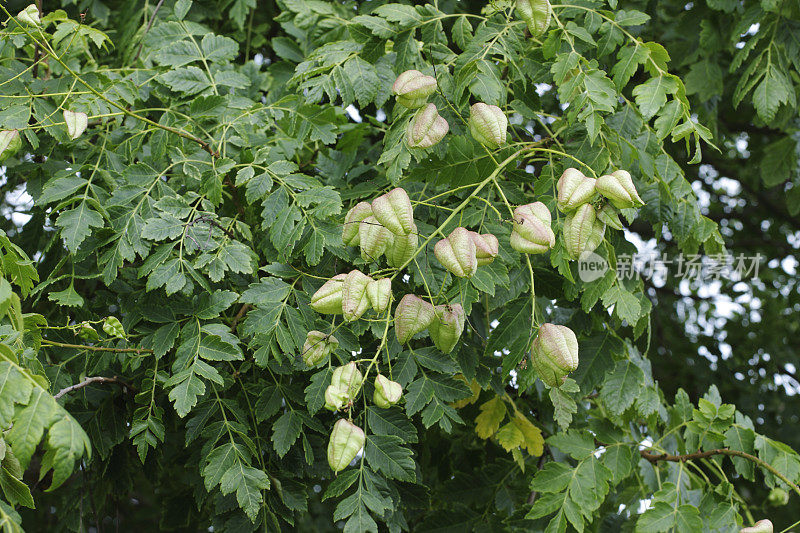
[271,411,302,457]
[365,435,415,482]
[600,361,646,416]
[56,203,104,253]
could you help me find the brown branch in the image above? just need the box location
[230,303,251,332]
[133,0,165,63]
[54,375,136,399]
[42,339,154,354]
[32,0,43,77]
[639,448,800,498]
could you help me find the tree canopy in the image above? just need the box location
[0,0,798,531]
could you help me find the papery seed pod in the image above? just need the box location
[331,362,364,398]
[327,419,365,473]
[386,226,417,268]
[468,103,508,149]
[767,488,788,506]
[584,219,606,255]
[510,202,555,254]
[530,323,579,387]
[342,202,373,246]
[740,520,774,533]
[470,232,499,266]
[373,374,403,408]
[324,385,347,412]
[372,188,414,235]
[392,70,438,109]
[302,331,338,366]
[434,227,478,278]
[310,274,347,314]
[516,0,551,37]
[342,270,373,322]
[596,170,644,209]
[359,216,393,262]
[395,294,435,343]
[63,110,88,140]
[563,203,598,260]
[17,4,41,26]
[366,278,392,313]
[429,303,465,354]
[406,104,449,148]
[0,131,22,163]
[596,204,624,231]
[557,168,596,212]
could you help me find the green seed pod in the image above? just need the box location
[470,232,499,266]
[17,4,41,26]
[584,219,606,255]
[429,303,465,354]
[740,519,774,533]
[563,203,598,260]
[596,204,624,231]
[510,202,555,254]
[331,362,363,398]
[324,386,347,412]
[386,226,418,268]
[395,294,435,344]
[468,103,507,149]
[557,168,596,212]
[373,374,403,408]
[366,278,392,313]
[392,70,438,109]
[310,274,347,314]
[434,227,478,278]
[406,104,449,148]
[63,110,88,140]
[595,170,644,209]
[516,0,551,37]
[372,188,414,235]
[302,331,338,366]
[0,131,22,163]
[327,419,365,473]
[359,215,393,262]
[531,323,579,387]
[767,488,788,506]
[342,202,373,246]
[342,270,373,322]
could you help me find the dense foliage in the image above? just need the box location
[0,0,798,531]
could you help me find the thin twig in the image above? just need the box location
[42,339,154,354]
[133,0,165,62]
[640,448,800,498]
[230,304,251,332]
[54,375,137,399]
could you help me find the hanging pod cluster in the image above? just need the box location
[373,374,403,408]
[510,202,556,254]
[394,295,465,354]
[324,362,363,412]
[392,71,449,149]
[310,270,393,322]
[555,167,643,260]
[530,323,579,387]
[468,103,508,149]
[341,187,419,267]
[515,0,552,37]
[302,331,338,367]
[434,227,498,278]
[327,419,365,473]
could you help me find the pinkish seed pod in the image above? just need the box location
[342,270,373,322]
[392,70,438,109]
[434,227,478,278]
[468,103,507,149]
[740,519,773,533]
[373,374,403,408]
[595,170,644,209]
[557,168,596,212]
[327,419,365,472]
[342,202,373,246]
[359,216,393,262]
[0,130,22,163]
[470,232,499,266]
[563,203,599,260]
[516,0,551,37]
[302,331,338,366]
[510,202,555,254]
[386,226,418,268]
[530,323,579,387]
[366,278,392,313]
[429,303,465,354]
[324,385,347,412]
[406,104,449,148]
[372,188,415,235]
[395,294,435,344]
[310,274,347,314]
[331,362,363,398]
[17,4,41,26]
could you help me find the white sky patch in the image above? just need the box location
[345,104,363,123]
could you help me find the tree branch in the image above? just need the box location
[54,375,136,399]
[640,448,800,499]
[42,339,154,354]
